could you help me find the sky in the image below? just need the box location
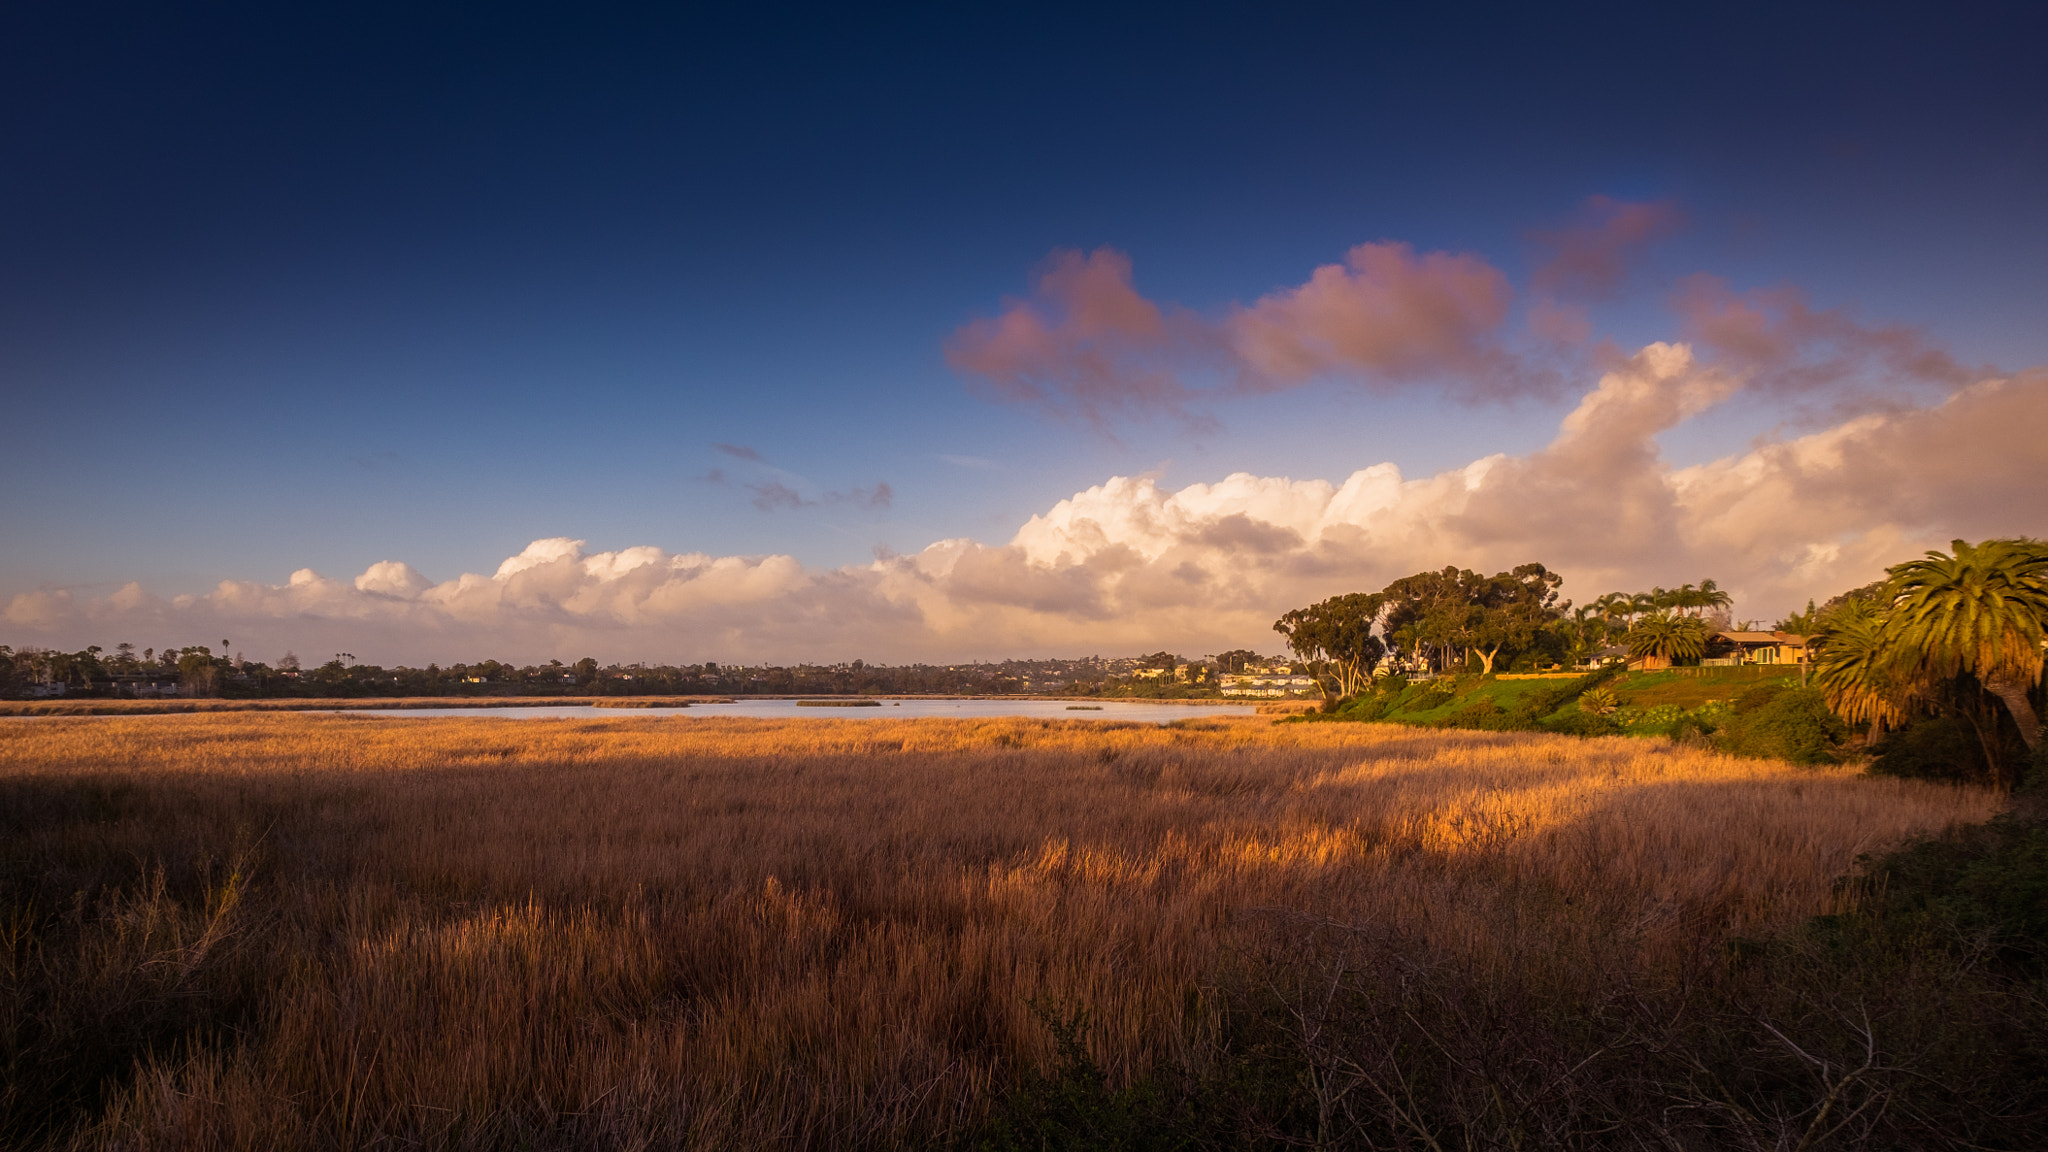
[4,0,2046,665]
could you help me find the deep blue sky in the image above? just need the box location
[5,0,2045,604]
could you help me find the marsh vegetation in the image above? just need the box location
[0,714,2035,1149]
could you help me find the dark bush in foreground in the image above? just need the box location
[1848,810,2048,968]
[1868,715,1995,783]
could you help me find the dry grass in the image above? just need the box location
[0,714,1996,1149]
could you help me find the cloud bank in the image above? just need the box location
[943,197,1986,432]
[943,241,1537,425]
[945,198,1695,424]
[12,346,2044,664]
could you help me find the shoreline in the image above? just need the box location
[0,693,1297,718]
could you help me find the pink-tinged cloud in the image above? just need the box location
[1525,297,1595,345]
[1673,275,1977,398]
[750,481,809,511]
[1523,197,1681,348]
[943,247,1194,426]
[1225,242,1514,388]
[953,199,1999,426]
[947,241,1522,421]
[1530,196,1683,299]
[12,348,2045,665]
[945,203,1687,423]
[830,482,892,510]
[748,481,893,512]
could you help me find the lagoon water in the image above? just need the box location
[332,699,1260,723]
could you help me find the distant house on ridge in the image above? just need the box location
[1716,631,1811,666]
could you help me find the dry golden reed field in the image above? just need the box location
[0,713,2005,1150]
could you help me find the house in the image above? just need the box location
[1628,631,1810,671]
[1717,631,1811,666]
[1220,673,1317,697]
[106,674,181,697]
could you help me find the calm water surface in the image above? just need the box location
[330,699,1259,723]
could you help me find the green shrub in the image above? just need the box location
[1486,668,1621,730]
[1614,703,1682,732]
[1732,684,1787,714]
[1543,710,1621,737]
[1336,695,1387,722]
[1665,713,1718,741]
[1715,687,1844,764]
[1435,697,1513,730]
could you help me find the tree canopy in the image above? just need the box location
[1274,562,1569,688]
[1211,649,1266,674]
[1378,563,1565,675]
[1273,592,1386,697]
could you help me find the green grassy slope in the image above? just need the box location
[1301,666,1833,758]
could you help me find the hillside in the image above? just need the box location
[1305,666,1845,758]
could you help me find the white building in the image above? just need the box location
[1220,674,1317,697]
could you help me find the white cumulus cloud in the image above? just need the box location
[8,344,2046,664]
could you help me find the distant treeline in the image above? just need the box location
[0,644,1243,700]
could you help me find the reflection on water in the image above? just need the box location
[331,699,1260,723]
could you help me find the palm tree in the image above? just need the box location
[1696,578,1733,617]
[1812,599,1912,747]
[1623,612,1710,667]
[1668,583,1702,615]
[1553,606,1608,668]
[1591,593,1633,639]
[1883,538,2048,754]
